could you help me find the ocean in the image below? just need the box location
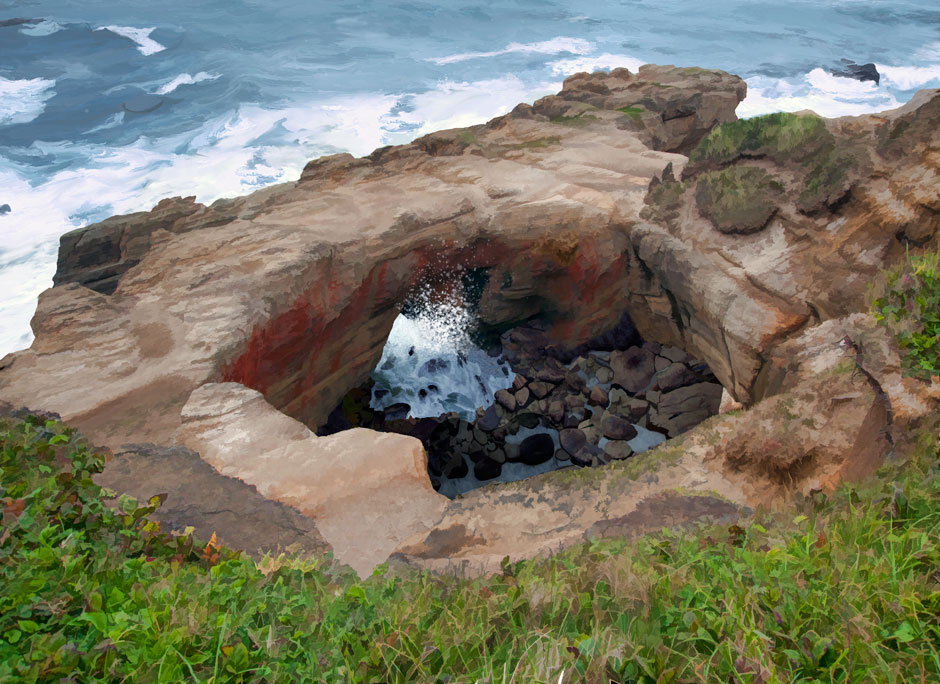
[1,0,939,356]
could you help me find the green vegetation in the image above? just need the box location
[4,410,940,682]
[689,112,832,167]
[456,131,479,145]
[506,136,562,150]
[694,166,783,234]
[550,112,600,127]
[872,249,940,381]
[617,106,646,121]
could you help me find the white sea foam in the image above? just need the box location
[156,72,221,95]
[548,53,646,76]
[95,25,166,56]
[428,37,593,65]
[84,111,125,134]
[0,77,56,126]
[20,20,63,36]
[738,69,901,118]
[877,64,940,90]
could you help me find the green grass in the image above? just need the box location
[872,249,940,381]
[617,107,646,121]
[694,166,783,234]
[456,131,479,145]
[689,112,832,167]
[506,137,562,150]
[550,113,601,127]
[3,411,940,682]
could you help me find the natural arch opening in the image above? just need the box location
[316,271,724,498]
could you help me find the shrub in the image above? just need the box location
[694,165,783,234]
[689,112,832,167]
[872,249,940,381]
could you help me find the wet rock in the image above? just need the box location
[563,411,584,428]
[646,390,661,405]
[529,381,555,399]
[830,60,880,85]
[578,419,602,445]
[516,412,540,429]
[603,440,634,460]
[504,443,520,461]
[654,362,698,392]
[622,396,650,420]
[547,400,565,424]
[472,425,488,445]
[519,433,555,465]
[444,453,468,479]
[0,204,10,216]
[608,387,629,405]
[564,394,585,410]
[658,382,723,416]
[654,355,671,372]
[420,357,449,375]
[559,428,587,455]
[514,386,531,408]
[536,366,566,384]
[495,388,516,411]
[385,403,411,421]
[588,385,609,408]
[478,404,500,431]
[555,448,571,462]
[601,414,638,441]
[490,447,507,464]
[660,345,694,365]
[595,366,614,384]
[570,442,604,467]
[474,456,503,480]
[565,369,587,393]
[512,374,527,391]
[610,346,656,394]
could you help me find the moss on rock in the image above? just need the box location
[694,166,783,234]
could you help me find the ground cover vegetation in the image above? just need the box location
[3,250,940,682]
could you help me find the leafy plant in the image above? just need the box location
[872,249,940,381]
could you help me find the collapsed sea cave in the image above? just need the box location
[317,266,724,498]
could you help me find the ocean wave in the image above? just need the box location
[19,19,63,36]
[156,72,221,95]
[95,25,166,56]
[737,69,902,119]
[84,111,125,134]
[0,77,56,126]
[549,53,646,76]
[877,64,940,90]
[428,37,592,65]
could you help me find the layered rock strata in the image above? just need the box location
[1,65,938,576]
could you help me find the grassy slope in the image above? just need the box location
[2,409,939,683]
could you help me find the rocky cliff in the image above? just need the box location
[1,64,938,576]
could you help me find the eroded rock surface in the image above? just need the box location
[2,64,939,576]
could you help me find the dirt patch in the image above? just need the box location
[585,491,743,540]
[132,322,173,359]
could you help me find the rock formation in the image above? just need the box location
[1,64,938,576]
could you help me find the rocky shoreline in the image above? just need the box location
[1,64,937,576]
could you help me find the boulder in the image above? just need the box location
[474,456,502,481]
[518,433,555,465]
[601,414,638,441]
[547,400,565,424]
[529,381,555,399]
[559,428,587,455]
[477,404,500,431]
[514,387,531,408]
[495,388,516,411]
[603,440,634,460]
[658,382,724,417]
[654,362,698,392]
[610,346,656,394]
[588,385,610,408]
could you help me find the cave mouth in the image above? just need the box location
[317,282,724,499]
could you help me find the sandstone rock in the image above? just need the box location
[559,428,587,455]
[654,355,671,372]
[178,383,446,578]
[519,433,555,465]
[495,388,516,412]
[547,400,565,424]
[610,346,656,394]
[622,396,650,420]
[578,419,602,445]
[529,381,555,399]
[603,440,634,460]
[514,387,531,408]
[512,374,527,391]
[658,382,723,417]
[536,367,566,384]
[588,385,610,408]
[654,362,698,392]
[477,404,500,431]
[601,414,638,441]
[646,390,661,405]
[661,346,694,365]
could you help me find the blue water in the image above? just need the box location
[2,0,939,355]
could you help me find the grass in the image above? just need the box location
[872,248,940,381]
[694,166,783,234]
[3,409,940,682]
[506,137,562,150]
[689,112,832,168]
[550,113,601,127]
[617,107,646,122]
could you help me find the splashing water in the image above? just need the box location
[369,298,513,421]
